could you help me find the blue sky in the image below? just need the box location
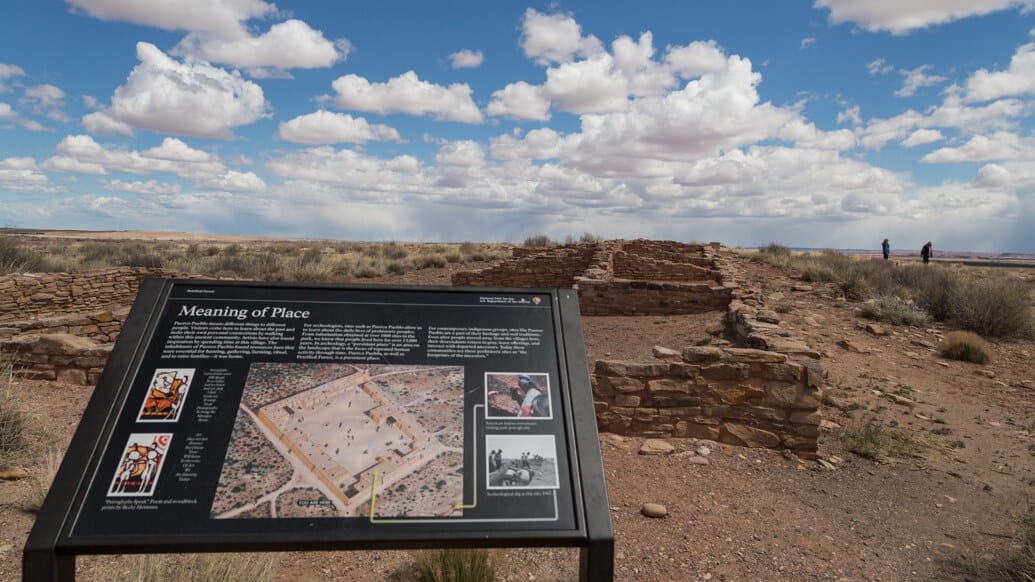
[2,1,1035,251]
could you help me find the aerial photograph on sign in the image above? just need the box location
[211,363,465,519]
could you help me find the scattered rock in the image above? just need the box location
[838,339,869,353]
[686,456,710,465]
[978,369,996,379]
[641,503,668,518]
[803,316,821,327]
[696,445,711,456]
[0,466,29,480]
[817,459,836,471]
[944,495,957,504]
[912,339,937,349]
[792,284,813,292]
[652,346,682,361]
[600,433,635,451]
[756,311,781,324]
[884,392,915,406]
[820,419,842,430]
[865,323,888,336]
[639,439,675,455]
[937,361,950,368]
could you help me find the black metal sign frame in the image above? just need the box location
[23,279,613,581]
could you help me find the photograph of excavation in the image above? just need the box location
[211,363,465,519]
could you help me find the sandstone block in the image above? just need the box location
[615,394,641,407]
[710,383,764,405]
[760,363,802,383]
[668,363,702,378]
[674,420,721,440]
[609,377,646,393]
[638,439,675,455]
[720,423,781,448]
[657,406,703,417]
[788,410,822,425]
[647,394,701,407]
[722,348,787,363]
[652,346,681,361]
[646,378,691,393]
[681,346,724,363]
[595,361,669,377]
[701,363,749,381]
[594,400,609,413]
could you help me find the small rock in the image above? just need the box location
[686,456,710,465]
[792,284,813,292]
[803,316,821,327]
[639,439,676,455]
[817,459,836,471]
[838,338,869,353]
[652,346,682,361]
[912,339,937,349]
[903,351,921,359]
[885,392,915,406]
[696,446,711,456]
[865,323,888,336]
[641,503,668,518]
[978,369,996,378]
[757,311,781,324]
[944,495,957,503]
[0,466,29,480]
[937,361,950,368]
[820,419,842,430]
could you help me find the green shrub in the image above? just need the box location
[938,331,992,364]
[523,234,554,248]
[858,296,931,327]
[417,549,495,582]
[760,242,791,256]
[444,252,463,263]
[120,253,165,269]
[0,235,48,274]
[950,277,1034,338]
[842,421,921,461]
[418,254,447,268]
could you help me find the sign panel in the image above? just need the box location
[66,282,581,540]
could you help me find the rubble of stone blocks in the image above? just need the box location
[1,333,112,385]
[452,239,734,316]
[592,346,823,458]
[713,253,821,359]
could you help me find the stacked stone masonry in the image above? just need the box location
[452,239,732,316]
[0,267,199,385]
[0,267,196,321]
[593,346,823,457]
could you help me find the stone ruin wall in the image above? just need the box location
[450,245,599,288]
[593,346,822,457]
[0,267,194,322]
[0,267,197,385]
[452,239,733,316]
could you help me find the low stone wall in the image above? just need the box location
[451,245,597,288]
[0,333,112,385]
[612,250,720,282]
[0,308,130,343]
[577,279,733,315]
[0,267,194,321]
[592,346,822,457]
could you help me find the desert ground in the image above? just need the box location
[0,234,1033,581]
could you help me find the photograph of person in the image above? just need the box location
[484,372,551,419]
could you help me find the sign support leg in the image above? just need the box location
[23,547,75,582]
[579,537,614,582]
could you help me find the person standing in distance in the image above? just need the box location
[882,238,890,260]
[921,241,933,265]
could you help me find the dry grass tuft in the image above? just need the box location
[124,552,281,582]
[859,296,931,327]
[27,447,63,513]
[939,331,993,365]
[0,355,29,467]
[416,549,496,582]
[842,420,922,461]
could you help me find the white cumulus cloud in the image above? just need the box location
[895,65,947,97]
[331,71,483,123]
[104,178,183,195]
[82,111,134,137]
[174,20,348,74]
[520,8,603,65]
[278,110,402,145]
[0,63,24,92]
[921,132,1031,162]
[101,42,269,138]
[814,0,1035,35]
[965,42,1035,102]
[487,82,552,121]
[449,49,484,69]
[901,128,944,146]
[0,156,55,192]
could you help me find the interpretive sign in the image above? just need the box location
[25,280,613,581]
